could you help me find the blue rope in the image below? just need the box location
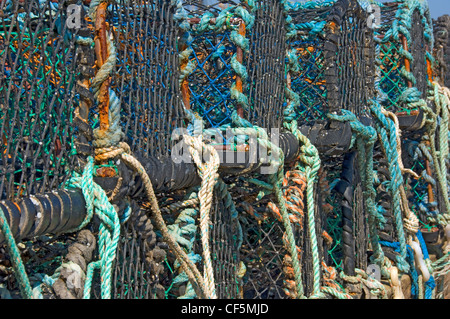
[379,240,420,298]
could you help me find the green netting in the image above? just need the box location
[374,0,433,113]
[1,0,450,301]
[0,0,86,200]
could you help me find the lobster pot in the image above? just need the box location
[283,0,374,277]
[286,0,375,125]
[181,0,245,132]
[375,0,433,117]
[110,204,167,299]
[245,0,287,131]
[181,0,286,132]
[110,0,185,158]
[0,0,92,201]
[376,0,443,232]
[433,15,450,88]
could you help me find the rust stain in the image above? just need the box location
[96,166,117,178]
[95,2,110,132]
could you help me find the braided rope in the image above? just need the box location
[182,135,220,299]
[285,120,324,298]
[368,103,411,273]
[0,207,33,298]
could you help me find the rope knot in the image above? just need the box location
[94,142,131,162]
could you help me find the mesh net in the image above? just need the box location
[433,15,450,87]
[110,0,185,158]
[286,0,374,123]
[377,2,431,113]
[246,0,286,130]
[0,0,88,200]
[375,1,439,239]
[409,10,428,99]
[377,2,407,112]
[185,30,237,129]
[1,0,448,301]
[109,201,166,299]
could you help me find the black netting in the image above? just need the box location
[287,0,375,124]
[183,0,241,17]
[433,15,450,87]
[410,9,428,99]
[111,203,166,299]
[236,176,327,299]
[246,0,286,130]
[110,0,185,158]
[337,6,375,118]
[0,0,90,200]
[240,214,288,299]
[210,185,240,299]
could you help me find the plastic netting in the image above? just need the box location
[377,1,443,236]
[286,0,375,123]
[285,0,374,275]
[1,0,450,301]
[246,0,286,130]
[376,1,433,114]
[0,0,89,201]
[110,0,185,158]
[433,14,450,87]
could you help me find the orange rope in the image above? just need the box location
[267,169,307,299]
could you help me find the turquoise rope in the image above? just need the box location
[328,110,391,275]
[68,157,121,299]
[369,102,410,273]
[0,207,33,299]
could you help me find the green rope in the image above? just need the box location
[285,120,322,297]
[68,156,121,299]
[0,207,33,299]
[328,110,394,276]
[427,83,450,219]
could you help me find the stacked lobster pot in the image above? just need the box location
[433,14,450,88]
[370,0,450,299]
[283,0,378,298]
[0,0,450,300]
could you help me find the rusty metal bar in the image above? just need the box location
[94,2,110,132]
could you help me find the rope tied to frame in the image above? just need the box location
[285,119,328,298]
[67,157,120,299]
[328,108,404,277]
[182,134,221,299]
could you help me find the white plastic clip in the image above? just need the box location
[389,266,404,299]
[410,240,431,282]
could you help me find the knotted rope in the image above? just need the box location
[182,135,220,299]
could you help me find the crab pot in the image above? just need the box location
[433,14,450,87]
[0,0,96,298]
[375,0,433,127]
[286,0,376,124]
[0,0,92,201]
[374,0,449,278]
[178,0,290,299]
[375,0,445,236]
[285,0,375,279]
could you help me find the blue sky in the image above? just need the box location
[418,0,450,18]
[377,0,450,19]
[382,0,450,19]
[287,0,450,19]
